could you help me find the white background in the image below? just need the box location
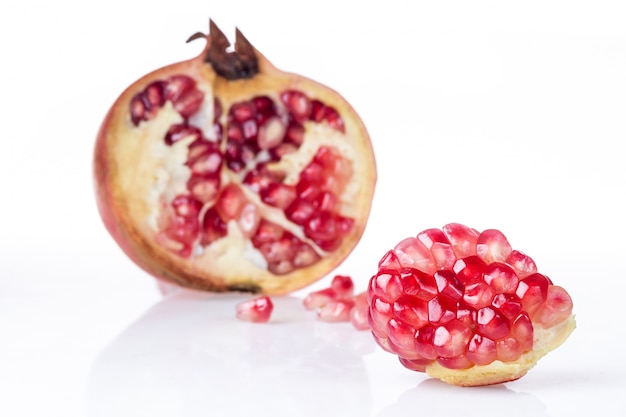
[1,1,625,416]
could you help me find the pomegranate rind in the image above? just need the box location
[94,32,376,295]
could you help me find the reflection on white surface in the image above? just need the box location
[378,379,548,417]
[87,291,374,417]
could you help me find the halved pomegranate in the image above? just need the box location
[368,223,575,386]
[94,21,376,294]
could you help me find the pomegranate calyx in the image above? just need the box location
[200,20,259,81]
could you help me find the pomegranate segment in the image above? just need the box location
[94,21,376,294]
[367,224,575,386]
[236,296,274,323]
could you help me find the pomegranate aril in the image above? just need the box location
[477,229,513,264]
[260,183,297,209]
[350,292,369,331]
[506,250,538,279]
[453,256,487,285]
[516,273,551,317]
[427,296,457,324]
[309,99,326,122]
[164,75,196,102]
[200,207,227,246]
[236,296,273,323]
[257,116,286,149]
[187,175,220,203]
[511,312,534,351]
[187,150,222,175]
[171,195,202,218]
[268,260,295,275]
[317,298,355,322]
[535,285,574,328]
[130,94,148,125]
[393,295,430,329]
[252,95,275,116]
[251,219,284,246]
[303,287,337,310]
[463,281,495,308]
[433,320,472,358]
[166,215,200,243]
[483,262,519,294]
[496,337,523,363]
[165,123,203,146]
[172,87,204,118]
[292,244,320,267]
[476,306,510,340]
[322,105,345,132]
[285,199,316,225]
[442,223,479,258]
[417,228,455,270]
[378,250,402,271]
[330,275,354,298]
[433,270,463,301]
[466,334,497,366]
[414,325,439,360]
[258,235,298,263]
[285,122,305,145]
[229,101,256,122]
[215,184,247,220]
[492,293,523,319]
[280,90,311,121]
[393,237,436,274]
[388,318,419,354]
[437,355,473,370]
[237,203,260,237]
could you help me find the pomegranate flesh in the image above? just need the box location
[94,21,376,294]
[368,223,575,386]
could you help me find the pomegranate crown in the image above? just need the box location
[187,19,259,81]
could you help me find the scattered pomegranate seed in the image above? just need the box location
[236,296,274,323]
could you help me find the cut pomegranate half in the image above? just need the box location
[368,223,575,386]
[94,20,376,294]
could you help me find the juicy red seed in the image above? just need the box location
[393,237,436,274]
[268,260,295,275]
[243,165,286,193]
[238,203,261,237]
[230,101,256,122]
[428,296,457,324]
[506,250,538,279]
[187,150,223,175]
[172,88,204,118]
[388,318,419,353]
[466,334,497,366]
[285,199,316,225]
[371,271,404,302]
[463,281,495,309]
[144,81,166,107]
[258,235,298,263]
[378,250,402,270]
[417,228,455,270]
[369,297,394,338]
[453,256,487,285]
[442,223,479,258]
[130,94,147,125]
[477,229,513,264]
[516,273,551,317]
[227,123,245,142]
[433,270,463,301]
[303,287,337,310]
[299,161,324,184]
[433,320,472,358]
[252,220,284,246]
[436,355,473,370]
[165,123,203,146]
[187,138,218,161]
[350,292,370,331]
[492,293,523,319]
[252,95,275,115]
[166,215,200,243]
[496,337,523,362]
[317,299,355,322]
[187,175,220,203]
[415,325,439,360]
[483,262,519,294]
[323,106,345,132]
[393,295,430,328]
[260,183,297,209]
[171,195,203,218]
[165,75,196,101]
[309,100,326,122]
[535,285,574,327]
[241,119,258,140]
[293,244,321,267]
[236,296,273,323]
[200,207,228,246]
[257,116,286,150]
[285,122,305,145]
[330,275,354,297]
[215,184,247,220]
[477,306,510,340]
[280,90,312,121]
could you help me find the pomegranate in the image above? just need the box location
[94,21,376,294]
[368,223,575,386]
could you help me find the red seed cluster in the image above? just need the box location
[368,223,573,372]
[303,275,369,330]
[130,75,355,272]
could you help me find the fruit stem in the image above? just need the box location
[188,20,260,81]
